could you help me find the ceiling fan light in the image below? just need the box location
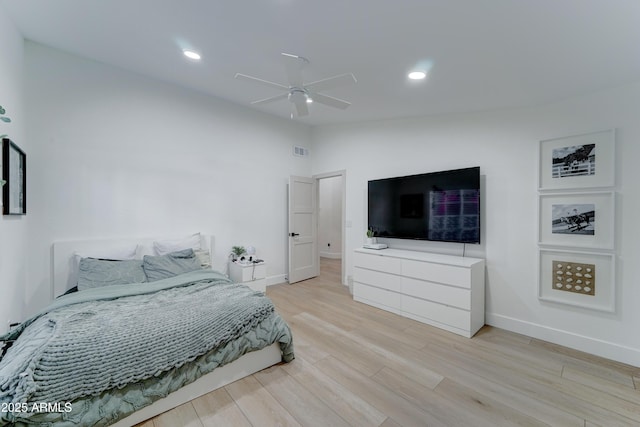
[408,70,427,80]
[183,50,201,60]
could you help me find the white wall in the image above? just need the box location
[0,6,26,331]
[311,82,640,366]
[24,42,311,315]
[318,175,343,258]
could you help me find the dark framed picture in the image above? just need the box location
[2,138,26,215]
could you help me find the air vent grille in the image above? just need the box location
[293,146,309,157]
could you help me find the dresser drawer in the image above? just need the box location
[354,282,402,312]
[354,251,402,275]
[402,294,471,331]
[402,277,471,310]
[354,267,401,293]
[402,259,471,288]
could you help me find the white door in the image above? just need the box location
[288,175,319,283]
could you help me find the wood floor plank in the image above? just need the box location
[282,356,388,426]
[411,347,585,427]
[371,366,532,427]
[289,313,387,377]
[191,386,252,427]
[316,355,446,427]
[254,365,352,427]
[224,375,301,427]
[424,339,638,426]
[433,377,549,427]
[562,365,640,405]
[152,402,203,427]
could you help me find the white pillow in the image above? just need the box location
[153,233,202,256]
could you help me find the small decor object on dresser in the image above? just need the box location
[2,138,26,215]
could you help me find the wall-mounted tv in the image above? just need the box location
[368,167,480,244]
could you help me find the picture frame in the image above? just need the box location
[2,138,26,215]
[539,129,615,191]
[538,248,615,312]
[538,191,615,250]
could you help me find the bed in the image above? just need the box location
[0,234,294,426]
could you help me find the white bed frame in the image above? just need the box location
[51,235,282,426]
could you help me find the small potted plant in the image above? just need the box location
[365,228,375,245]
[231,246,246,262]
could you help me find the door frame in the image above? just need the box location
[313,169,347,286]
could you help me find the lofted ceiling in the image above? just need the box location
[2,0,640,126]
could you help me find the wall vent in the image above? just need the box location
[293,146,309,157]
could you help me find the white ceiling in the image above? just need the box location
[2,0,640,126]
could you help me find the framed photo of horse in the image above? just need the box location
[538,191,615,250]
[538,129,615,191]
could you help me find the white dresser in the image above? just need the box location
[353,248,485,338]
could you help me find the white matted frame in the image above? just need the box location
[538,191,615,250]
[539,129,615,191]
[538,248,615,313]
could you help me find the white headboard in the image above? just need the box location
[51,234,214,299]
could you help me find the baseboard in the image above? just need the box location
[320,252,342,259]
[486,313,640,367]
[266,274,287,287]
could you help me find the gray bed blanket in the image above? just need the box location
[0,269,284,406]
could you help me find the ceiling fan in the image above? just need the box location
[235,53,357,118]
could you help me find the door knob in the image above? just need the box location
[289,232,300,237]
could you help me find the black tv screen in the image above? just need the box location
[368,167,480,243]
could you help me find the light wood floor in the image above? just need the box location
[140,258,640,426]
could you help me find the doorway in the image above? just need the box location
[316,171,346,286]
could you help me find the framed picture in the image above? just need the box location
[538,248,615,312]
[538,191,615,250]
[2,138,26,215]
[539,129,615,191]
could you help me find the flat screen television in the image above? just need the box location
[368,166,480,244]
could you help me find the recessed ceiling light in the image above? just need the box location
[183,50,201,60]
[306,97,313,104]
[408,71,427,80]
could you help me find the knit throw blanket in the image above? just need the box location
[0,271,274,404]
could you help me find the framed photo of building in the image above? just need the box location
[538,191,615,250]
[2,138,26,215]
[538,248,615,312]
[539,129,615,191]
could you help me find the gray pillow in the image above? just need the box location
[77,258,147,291]
[143,248,202,282]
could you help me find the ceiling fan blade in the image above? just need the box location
[250,93,289,106]
[305,73,357,92]
[281,53,308,88]
[309,92,351,110]
[234,73,289,91]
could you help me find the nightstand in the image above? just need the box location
[229,261,266,293]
